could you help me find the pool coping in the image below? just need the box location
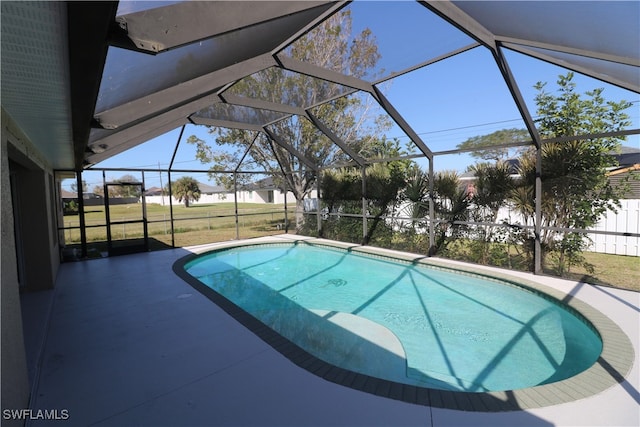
[172,235,635,412]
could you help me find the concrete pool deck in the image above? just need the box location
[22,235,639,426]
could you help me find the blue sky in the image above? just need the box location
[81,2,639,192]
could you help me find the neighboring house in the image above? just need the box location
[241,176,313,204]
[197,182,233,203]
[242,177,280,203]
[60,188,76,199]
[613,145,640,172]
[60,189,103,200]
[145,186,163,196]
[143,181,230,205]
[60,189,106,209]
[143,179,318,206]
[242,176,319,205]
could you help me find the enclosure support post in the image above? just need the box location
[141,171,149,251]
[102,170,112,253]
[76,170,87,258]
[362,166,367,243]
[283,183,288,233]
[534,145,543,274]
[234,172,239,240]
[316,169,322,236]
[158,162,164,206]
[168,125,185,248]
[428,158,435,255]
[490,45,544,274]
[167,170,175,247]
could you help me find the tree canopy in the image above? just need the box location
[457,128,531,162]
[511,73,631,273]
[112,174,142,198]
[410,72,633,273]
[472,72,631,273]
[188,9,389,230]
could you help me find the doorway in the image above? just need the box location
[104,181,148,256]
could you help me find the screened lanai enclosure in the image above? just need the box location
[18,1,638,275]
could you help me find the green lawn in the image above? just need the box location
[63,202,287,225]
[61,202,290,247]
[437,239,639,292]
[73,202,286,222]
[562,251,640,292]
[62,204,639,292]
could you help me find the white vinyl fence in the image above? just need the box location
[144,189,318,207]
[585,199,640,256]
[391,199,639,257]
[495,199,639,257]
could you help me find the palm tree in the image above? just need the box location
[402,166,430,224]
[431,171,471,255]
[468,161,515,263]
[172,176,201,207]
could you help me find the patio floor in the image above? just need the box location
[22,235,639,426]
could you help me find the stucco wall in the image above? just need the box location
[1,113,30,423]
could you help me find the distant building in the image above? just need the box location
[143,179,317,206]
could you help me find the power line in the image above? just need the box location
[390,104,640,142]
[418,117,526,136]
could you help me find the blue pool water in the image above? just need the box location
[184,243,602,392]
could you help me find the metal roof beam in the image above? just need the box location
[220,93,306,117]
[110,1,336,54]
[305,111,365,166]
[492,46,544,150]
[374,43,481,85]
[90,92,222,148]
[498,37,639,67]
[541,128,640,145]
[434,140,534,157]
[234,132,261,173]
[94,54,277,130]
[263,127,318,171]
[189,118,263,132]
[271,1,347,55]
[85,117,187,166]
[420,1,496,51]
[67,1,119,170]
[275,54,375,93]
[502,43,640,93]
[372,87,433,160]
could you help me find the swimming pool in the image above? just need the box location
[181,241,603,394]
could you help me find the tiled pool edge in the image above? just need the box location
[173,236,635,412]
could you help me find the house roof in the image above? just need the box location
[1,1,638,172]
[197,182,228,194]
[244,176,283,191]
[60,189,77,198]
[617,146,640,166]
[144,186,163,196]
